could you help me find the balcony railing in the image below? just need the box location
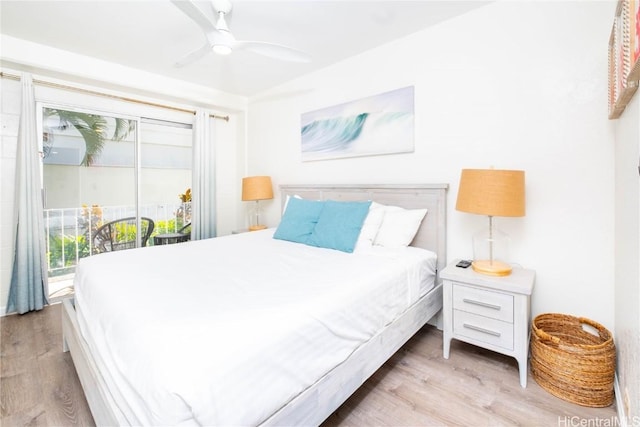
[44,202,191,278]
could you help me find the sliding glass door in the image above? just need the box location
[40,105,192,299]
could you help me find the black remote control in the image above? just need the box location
[456,260,472,268]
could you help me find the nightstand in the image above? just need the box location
[441,260,535,387]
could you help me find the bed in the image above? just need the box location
[62,183,448,426]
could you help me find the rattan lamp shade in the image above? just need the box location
[456,169,525,276]
[242,176,273,231]
[456,169,525,217]
[241,176,273,201]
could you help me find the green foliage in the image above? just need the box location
[47,234,89,277]
[100,221,155,248]
[112,222,139,242]
[47,211,189,272]
[103,220,159,246]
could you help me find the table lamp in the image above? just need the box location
[455,169,525,276]
[241,176,273,231]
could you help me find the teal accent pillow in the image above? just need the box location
[273,197,325,243]
[307,200,372,253]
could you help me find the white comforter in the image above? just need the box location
[74,229,436,426]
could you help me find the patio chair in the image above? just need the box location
[92,217,155,253]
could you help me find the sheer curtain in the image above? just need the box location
[191,109,217,240]
[8,73,48,314]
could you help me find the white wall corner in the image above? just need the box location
[615,375,629,427]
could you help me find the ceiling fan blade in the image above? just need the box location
[171,0,216,34]
[235,41,311,63]
[175,43,211,67]
[173,0,309,65]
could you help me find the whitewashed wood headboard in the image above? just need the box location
[279,184,448,273]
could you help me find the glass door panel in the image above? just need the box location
[41,106,137,299]
[139,119,192,244]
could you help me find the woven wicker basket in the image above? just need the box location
[530,313,616,407]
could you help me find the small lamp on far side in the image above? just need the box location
[241,176,273,231]
[456,168,525,276]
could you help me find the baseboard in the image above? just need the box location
[0,302,60,317]
[615,374,628,427]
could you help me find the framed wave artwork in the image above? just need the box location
[301,86,415,161]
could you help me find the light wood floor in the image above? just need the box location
[1,303,617,426]
[1,302,92,426]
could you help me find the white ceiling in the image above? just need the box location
[0,0,488,97]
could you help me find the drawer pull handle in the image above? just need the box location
[463,323,502,337]
[462,298,501,311]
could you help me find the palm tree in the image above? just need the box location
[43,108,134,166]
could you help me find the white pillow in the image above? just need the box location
[354,202,385,251]
[373,206,428,248]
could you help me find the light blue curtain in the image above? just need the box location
[191,109,217,240]
[8,73,49,314]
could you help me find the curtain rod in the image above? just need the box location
[0,71,230,122]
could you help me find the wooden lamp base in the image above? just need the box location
[472,259,512,277]
[249,225,267,231]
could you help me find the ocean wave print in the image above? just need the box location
[301,112,369,154]
[300,86,415,161]
[301,111,413,161]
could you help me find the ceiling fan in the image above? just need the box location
[171,0,311,67]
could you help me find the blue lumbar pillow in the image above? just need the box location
[273,197,325,244]
[307,200,372,253]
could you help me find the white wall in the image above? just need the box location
[613,85,640,422]
[215,109,247,233]
[247,1,616,330]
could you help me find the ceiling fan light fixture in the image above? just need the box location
[172,0,312,65]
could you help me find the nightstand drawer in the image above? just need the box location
[453,310,514,350]
[453,284,513,322]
